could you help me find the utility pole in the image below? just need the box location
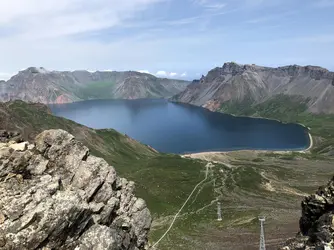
[259,216,266,250]
[217,201,222,221]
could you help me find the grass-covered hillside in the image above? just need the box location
[0,101,211,215]
[219,94,334,155]
[1,100,334,249]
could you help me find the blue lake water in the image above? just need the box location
[49,99,310,154]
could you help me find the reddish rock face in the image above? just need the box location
[203,100,221,111]
[55,94,71,104]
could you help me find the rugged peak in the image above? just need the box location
[222,61,244,70]
[19,67,50,74]
[278,64,333,79]
[278,64,329,72]
[0,129,152,250]
[207,62,333,78]
[205,62,264,80]
[280,176,334,249]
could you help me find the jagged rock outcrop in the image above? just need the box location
[280,177,334,249]
[0,130,22,143]
[0,129,152,250]
[171,62,334,114]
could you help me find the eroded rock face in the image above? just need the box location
[0,130,22,143]
[280,177,334,250]
[171,62,334,114]
[0,129,152,250]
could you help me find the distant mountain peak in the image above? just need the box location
[0,69,190,104]
[20,67,50,74]
[171,62,334,114]
[204,63,333,80]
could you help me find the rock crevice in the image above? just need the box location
[0,129,152,250]
[280,177,334,250]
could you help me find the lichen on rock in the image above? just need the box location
[0,129,152,250]
[280,177,334,250]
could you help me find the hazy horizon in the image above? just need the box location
[0,0,333,80]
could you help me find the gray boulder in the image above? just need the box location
[0,129,152,250]
[280,177,334,249]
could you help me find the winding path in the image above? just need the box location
[150,165,210,249]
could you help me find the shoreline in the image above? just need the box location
[181,132,313,158]
[305,132,313,152]
[177,102,314,155]
[48,98,314,153]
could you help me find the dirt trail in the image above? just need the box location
[150,164,211,249]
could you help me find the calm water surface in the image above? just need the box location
[49,99,310,154]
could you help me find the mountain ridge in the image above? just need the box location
[0,67,190,104]
[171,62,334,114]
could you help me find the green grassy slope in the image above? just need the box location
[2,100,334,249]
[219,94,334,155]
[76,81,116,99]
[0,100,212,218]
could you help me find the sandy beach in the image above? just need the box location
[182,131,313,159]
[183,105,314,158]
[305,132,313,152]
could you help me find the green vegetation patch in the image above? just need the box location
[219,94,334,155]
[3,100,334,250]
[78,81,116,99]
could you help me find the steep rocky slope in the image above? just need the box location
[171,62,334,114]
[0,101,158,167]
[280,176,334,249]
[0,67,189,104]
[0,129,151,250]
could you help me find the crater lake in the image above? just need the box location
[49,99,311,154]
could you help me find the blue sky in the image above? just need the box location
[0,0,333,80]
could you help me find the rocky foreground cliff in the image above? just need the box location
[171,62,334,114]
[0,67,189,104]
[0,129,151,250]
[280,176,334,250]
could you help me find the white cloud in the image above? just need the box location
[245,17,269,24]
[205,3,226,10]
[181,72,187,77]
[0,0,165,40]
[155,71,182,78]
[192,0,226,10]
[156,70,168,76]
[0,0,177,73]
[138,70,150,74]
